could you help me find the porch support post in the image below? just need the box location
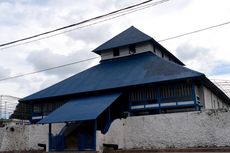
[108,107,111,124]
[93,120,97,151]
[128,92,132,115]
[48,123,52,152]
[29,102,34,124]
[157,87,161,113]
[192,83,199,111]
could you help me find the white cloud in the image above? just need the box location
[26,48,99,78]
[0,0,229,98]
[175,43,230,76]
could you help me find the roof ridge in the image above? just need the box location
[93,26,152,54]
[152,53,204,76]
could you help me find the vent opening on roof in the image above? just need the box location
[113,48,120,57]
[129,44,136,54]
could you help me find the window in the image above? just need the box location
[129,45,136,54]
[113,48,120,57]
[162,52,165,58]
[33,104,42,113]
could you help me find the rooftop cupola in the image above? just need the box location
[92,26,184,65]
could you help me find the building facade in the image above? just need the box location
[20,26,230,151]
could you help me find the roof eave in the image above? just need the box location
[199,76,230,104]
[150,39,185,66]
[92,39,152,55]
[20,75,204,103]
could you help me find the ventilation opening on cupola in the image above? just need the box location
[129,44,136,54]
[113,48,120,57]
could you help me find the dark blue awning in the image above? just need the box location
[38,93,121,124]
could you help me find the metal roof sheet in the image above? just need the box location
[93,26,152,53]
[92,26,184,65]
[38,93,121,124]
[21,52,203,102]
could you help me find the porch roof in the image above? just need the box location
[38,93,121,124]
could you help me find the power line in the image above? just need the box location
[0,0,169,50]
[1,19,230,82]
[0,57,99,82]
[158,21,230,42]
[0,0,169,49]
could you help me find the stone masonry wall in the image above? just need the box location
[0,123,64,151]
[97,109,230,151]
[0,128,3,149]
[1,109,230,152]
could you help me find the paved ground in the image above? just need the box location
[1,148,230,153]
[104,148,230,153]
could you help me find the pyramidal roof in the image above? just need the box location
[93,26,152,54]
[20,52,204,102]
[93,26,184,65]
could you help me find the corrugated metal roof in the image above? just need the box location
[20,52,203,102]
[92,26,184,65]
[38,93,121,124]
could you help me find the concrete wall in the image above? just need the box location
[0,123,64,151]
[0,128,3,149]
[100,42,174,64]
[100,42,154,61]
[97,109,230,151]
[203,86,228,109]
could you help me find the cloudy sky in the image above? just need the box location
[0,0,229,99]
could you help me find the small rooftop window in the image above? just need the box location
[129,45,136,54]
[113,48,120,57]
[162,52,165,58]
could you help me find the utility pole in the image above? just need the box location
[5,101,6,119]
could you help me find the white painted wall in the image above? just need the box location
[100,42,174,64]
[2,109,230,152]
[0,123,64,151]
[0,128,3,149]
[203,86,228,109]
[136,42,153,53]
[100,42,154,61]
[97,109,230,151]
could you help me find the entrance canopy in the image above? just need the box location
[39,93,121,124]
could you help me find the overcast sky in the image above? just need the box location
[0,0,229,98]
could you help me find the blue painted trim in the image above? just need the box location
[108,107,111,123]
[129,84,196,114]
[93,120,97,151]
[61,133,65,151]
[48,123,52,151]
[102,108,112,134]
[157,87,161,113]
[128,92,132,114]
[131,104,196,111]
[192,83,199,111]
[29,103,33,123]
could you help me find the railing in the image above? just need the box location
[130,99,195,110]
[129,84,198,111]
